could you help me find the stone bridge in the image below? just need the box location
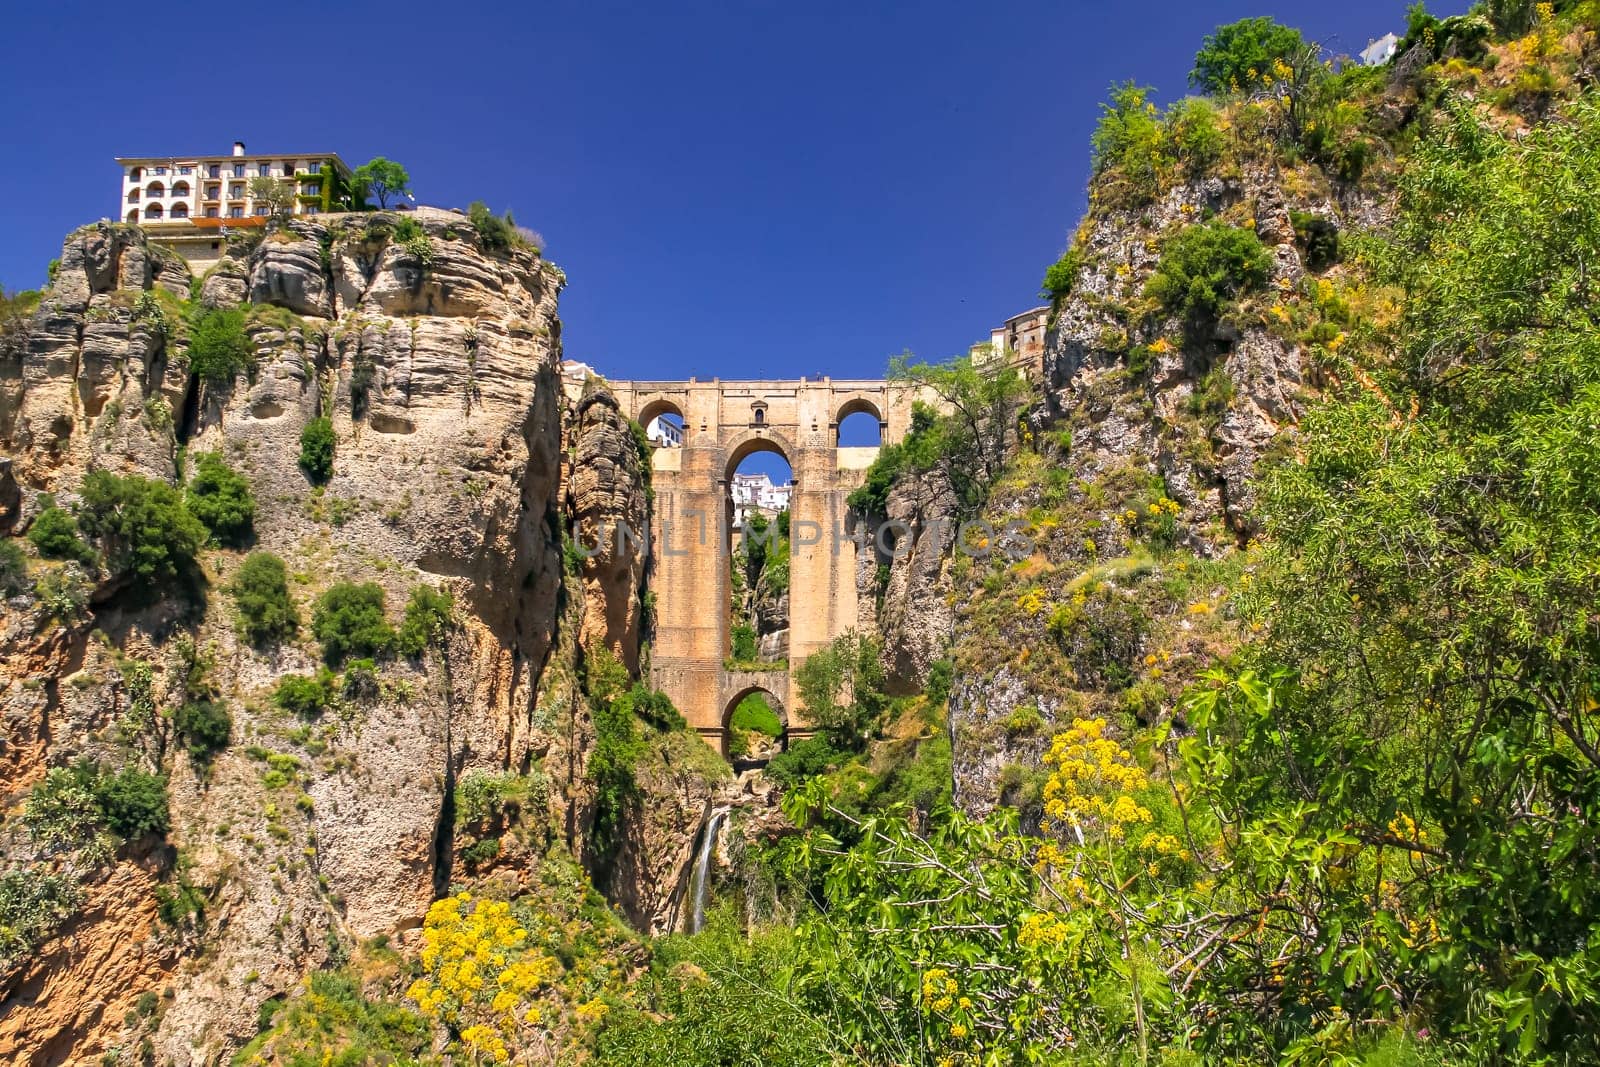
[607,377,921,754]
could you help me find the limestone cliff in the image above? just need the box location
[0,212,721,1064]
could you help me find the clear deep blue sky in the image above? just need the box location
[1,1,1463,391]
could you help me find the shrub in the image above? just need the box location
[77,470,207,585]
[461,836,501,868]
[298,418,335,485]
[766,736,847,788]
[0,538,26,596]
[37,501,90,562]
[273,670,337,718]
[185,307,253,386]
[1091,82,1167,204]
[1165,96,1226,175]
[730,622,759,662]
[27,502,95,565]
[229,551,298,645]
[1146,221,1273,326]
[34,564,91,622]
[341,658,380,702]
[1040,248,1083,299]
[95,766,171,839]
[396,585,453,657]
[24,762,107,854]
[185,452,254,545]
[620,683,686,732]
[796,631,888,751]
[312,581,395,664]
[1190,17,1307,95]
[0,867,83,970]
[467,201,520,251]
[173,700,232,763]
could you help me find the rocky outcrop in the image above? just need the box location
[876,468,958,694]
[565,387,649,673]
[0,213,579,1064]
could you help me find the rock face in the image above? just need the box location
[0,212,585,1063]
[565,387,649,673]
[875,468,958,694]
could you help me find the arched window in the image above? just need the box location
[144,202,164,219]
[836,399,885,447]
[128,166,142,181]
[171,202,189,219]
[171,181,190,197]
[638,399,687,449]
[126,209,138,222]
[146,181,165,198]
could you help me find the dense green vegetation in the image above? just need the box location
[185,307,253,386]
[229,551,299,645]
[312,581,395,664]
[299,417,336,484]
[593,9,1600,1066]
[26,500,95,565]
[352,156,412,209]
[78,470,207,586]
[185,452,255,545]
[23,759,169,857]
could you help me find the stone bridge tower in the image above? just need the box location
[604,377,919,754]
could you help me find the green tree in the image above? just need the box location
[352,157,411,209]
[247,175,296,221]
[1091,82,1167,204]
[173,700,232,763]
[795,631,887,751]
[312,581,395,664]
[77,471,206,586]
[0,538,27,596]
[185,308,253,386]
[273,670,337,718]
[185,452,254,545]
[299,417,336,484]
[94,765,170,839]
[1190,16,1307,94]
[229,551,299,645]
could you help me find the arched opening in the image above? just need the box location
[638,399,685,449]
[726,438,793,669]
[836,398,885,447]
[724,686,787,765]
[170,202,189,219]
[125,209,138,223]
[146,181,165,198]
[144,203,164,220]
[171,181,190,198]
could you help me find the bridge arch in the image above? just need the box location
[723,428,796,483]
[721,683,788,763]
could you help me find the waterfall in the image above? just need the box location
[688,807,729,934]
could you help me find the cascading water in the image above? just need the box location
[688,807,730,934]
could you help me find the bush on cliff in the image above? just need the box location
[1146,219,1272,327]
[299,417,336,485]
[229,551,299,646]
[26,501,96,566]
[185,452,255,546]
[185,307,253,386]
[312,581,395,665]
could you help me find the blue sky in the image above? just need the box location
[0,0,1463,481]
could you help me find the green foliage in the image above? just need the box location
[796,631,887,751]
[0,537,27,596]
[33,564,91,622]
[228,551,299,645]
[173,700,232,763]
[594,916,835,1067]
[298,417,336,484]
[312,581,395,665]
[764,736,846,788]
[0,867,83,971]
[584,648,643,869]
[395,584,453,657]
[23,760,169,856]
[1040,247,1083,298]
[185,308,253,386]
[392,215,434,266]
[27,503,95,565]
[1046,585,1149,690]
[341,658,379,702]
[460,836,501,868]
[352,157,411,209]
[77,471,207,586]
[730,692,782,737]
[234,967,429,1066]
[1091,82,1167,203]
[247,176,296,219]
[1146,220,1272,327]
[184,452,254,545]
[729,622,758,662]
[618,682,686,732]
[272,669,337,718]
[1165,95,1227,175]
[468,200,524,252]
[1190,16,1307,94]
